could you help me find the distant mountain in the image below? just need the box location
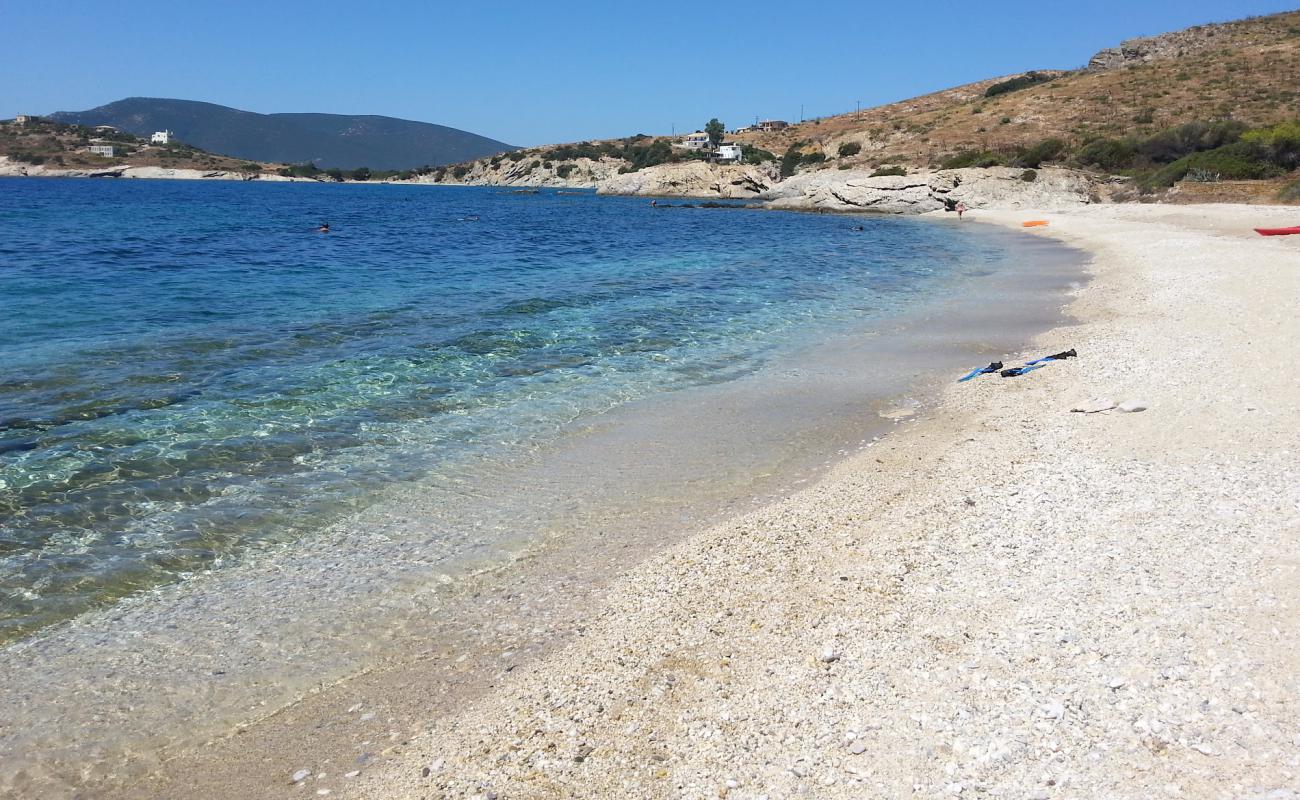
[48,98,517,170]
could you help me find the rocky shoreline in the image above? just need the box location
[2,155,1097,214]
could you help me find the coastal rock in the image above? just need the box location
[406,156,625,189]
[595,161,777,199]
[761,167,1093,214]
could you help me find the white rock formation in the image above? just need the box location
[761,167,1094,213]
[595,161,778,199]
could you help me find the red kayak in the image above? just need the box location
[1255,226,1300,236]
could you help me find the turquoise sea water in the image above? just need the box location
[0,179,1020,643]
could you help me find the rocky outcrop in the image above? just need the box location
[761,167,1094,213]
[0,157,311,181]
[595,161,778,198]
[1086,19,1247,71]
[406,157,624,189]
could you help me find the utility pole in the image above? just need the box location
[856,100,860,118]
[800,104,804,123]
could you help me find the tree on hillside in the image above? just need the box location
[705,118,726,148]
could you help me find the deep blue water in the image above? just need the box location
[0,178,1015,641]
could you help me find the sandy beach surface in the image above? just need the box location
[322,204,1300,800]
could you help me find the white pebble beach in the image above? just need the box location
[342,203,1300,800]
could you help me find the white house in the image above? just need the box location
[150,130,174,144]
[87,145,115,157]
[715,144,743,162]
[679,131,711,150]
[14,115,33,125]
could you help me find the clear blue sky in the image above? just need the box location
[4,1,1294,146]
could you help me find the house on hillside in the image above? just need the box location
[14,115,34,125]
[150,130,174,144]
[714,144,743,162]
[757,119,789,132]
[679,131,711,150]
[86,145,115,157]
[93,125,118,133]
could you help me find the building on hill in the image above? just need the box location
[93,125,118,133]
[679,132,711,150]
[86,145,115,157]
[758,120,789,132]
[150,130,174,144]
[714,144,743,162]
[14,115,35,125]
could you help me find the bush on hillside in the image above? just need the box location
[1016,138,1066,168]
[742,144,775,164]
[871,165,907,176]
[1241,120,1300,170]
[1138,120,1247,163]
[801,151,826,165]
[555,163,576,178]
[940,149,1006,169]
[1075,138,1140,171]
[837,141,862,157]
[1020,169,1038,182]
[1145,141,1283,187]
[350,167,371,181]
[779,144,805,177]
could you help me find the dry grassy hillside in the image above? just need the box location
[738,9,1300,168]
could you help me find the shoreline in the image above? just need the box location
[340,203,1299,799]
[0,214,1086,799]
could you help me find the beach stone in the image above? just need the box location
[292,769,311,783]
[849,740,869,755]
[1039,700,1066,719]
[819,647,840,663]
[1117,399,1150,413]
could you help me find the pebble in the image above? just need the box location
[849,740,868,755]
[292,769,311,783]
[819,646,840,663]
[1039,700,1066,719]
[1117,399,1149,413]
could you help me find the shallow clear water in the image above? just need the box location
[0,178,1017,642]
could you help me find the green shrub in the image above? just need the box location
[508,151,526,162]
[325,168,344,181]
[985,71,1053,98]
[780,144,804,177]
[941,150,1005,169]
[555,163,575,178]
[452,164,470,179]
[837,141,862,158]
[1020,169,1038,182]
[349,167,371,181]
[1145,141,1283,187]
[1138,120,1246,163]
[1075,138,1139,171]
[871,165,907,176]
[742,144,775,164]
[1241,120,1300,171]
[1017,138,1066,168]
[801,151,826,165]
[1000,116,1012,125]
[1277,178,1300,203]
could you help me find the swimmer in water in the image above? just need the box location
[318,222,330,233]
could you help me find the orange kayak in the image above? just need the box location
[1022,220,1049,228]
[1255,227,1300,236]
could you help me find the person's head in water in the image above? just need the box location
[318,222,330,233]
